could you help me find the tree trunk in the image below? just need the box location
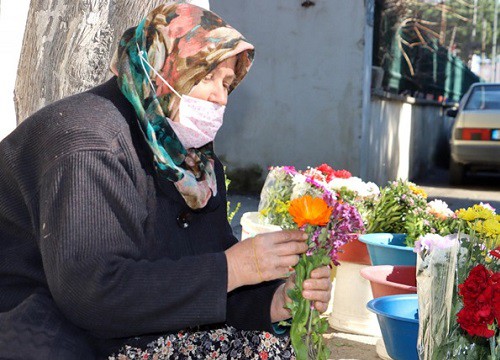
[14,0,208,123]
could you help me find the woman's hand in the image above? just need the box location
[225,230,308,292]
[270,265,333,322]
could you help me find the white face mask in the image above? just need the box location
[137,46,225,149]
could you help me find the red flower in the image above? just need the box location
[490,246,500,259]
[457,264,500,338]
[457,304,495,338]
[492,282,500,322]
[458,264,492,306]
[259,351,269,360]
[332,169,352,179]
[317,163,335,182]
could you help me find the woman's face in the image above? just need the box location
[188,56,237,106]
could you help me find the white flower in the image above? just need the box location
[327,176,380,199]
[427,200,454,219]
[479,202,496,214]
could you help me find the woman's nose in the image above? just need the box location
[208,83,228,106]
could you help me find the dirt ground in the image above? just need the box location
[323,328,381,360]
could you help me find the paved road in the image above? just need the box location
[417,166,500,210]
[228,166,500,239]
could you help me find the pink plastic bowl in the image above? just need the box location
[360,265,417,299]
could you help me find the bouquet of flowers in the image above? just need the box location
[366,179,429,246]
[416,203,500,360]
[318,163,380,227]
[259,164,378,229]
[259,165,365,359]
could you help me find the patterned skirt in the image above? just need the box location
[109,325,295,360]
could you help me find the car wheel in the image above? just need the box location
[449,159,465,185]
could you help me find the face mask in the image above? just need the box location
[137,46,225,149]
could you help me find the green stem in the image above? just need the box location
[317,334,322,360]
[306,303,313,358]
[490,335,496,359]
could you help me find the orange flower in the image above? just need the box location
[288,195,332,227]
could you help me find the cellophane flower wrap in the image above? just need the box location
[259,165,365,360]
[415,233,459,360]
[416,203,500,360]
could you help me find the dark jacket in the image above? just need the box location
[0,78,281,359]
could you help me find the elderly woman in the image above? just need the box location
[0,3,332,359]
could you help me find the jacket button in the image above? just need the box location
[177,210,192,229]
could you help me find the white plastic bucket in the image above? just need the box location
[329,262,381,337]
[240,212,282,240]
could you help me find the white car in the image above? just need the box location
[448,83,500,185]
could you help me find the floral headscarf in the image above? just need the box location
[110,2,254,209]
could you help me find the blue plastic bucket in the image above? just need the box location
[358,233,416,266]
[367,294,419,360]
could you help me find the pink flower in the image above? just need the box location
[413,233,457,254]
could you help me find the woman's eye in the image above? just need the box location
[223,82,231,90]
[203,74,213,82]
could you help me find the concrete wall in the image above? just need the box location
[4,1,445,190]
[366,92,444,185]
[211,1,368,180]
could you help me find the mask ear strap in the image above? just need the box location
[136,43,182,99]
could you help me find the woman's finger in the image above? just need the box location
[309,266,331,279]
[313,301,329,313]
[275,241,309,256]
[302,289,331,303]
[302,278,332,291]
[268,230,308,244]
[278,254,301,268]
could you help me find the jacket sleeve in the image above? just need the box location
[216,169,285,334]
[37,147,229,339]
[225,280,284,333]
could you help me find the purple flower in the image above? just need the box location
[414,233,457,254]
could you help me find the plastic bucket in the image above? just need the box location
[329,262,381,337]
[337,236,371,265]
[360,265,417,299]
[367,294,419,360]
[239,212,282,240]
[359,233,416,266]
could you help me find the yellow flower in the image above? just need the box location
[456,204,495,221]
[475,205,495,220]
[471,220,485,235]
[288,195,332,228]
[482,218,500,237]
[408,184,427,199]
[457,207,478,221]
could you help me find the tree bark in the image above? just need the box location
[14,0,208,123]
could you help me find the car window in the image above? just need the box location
[464,85,500,110]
